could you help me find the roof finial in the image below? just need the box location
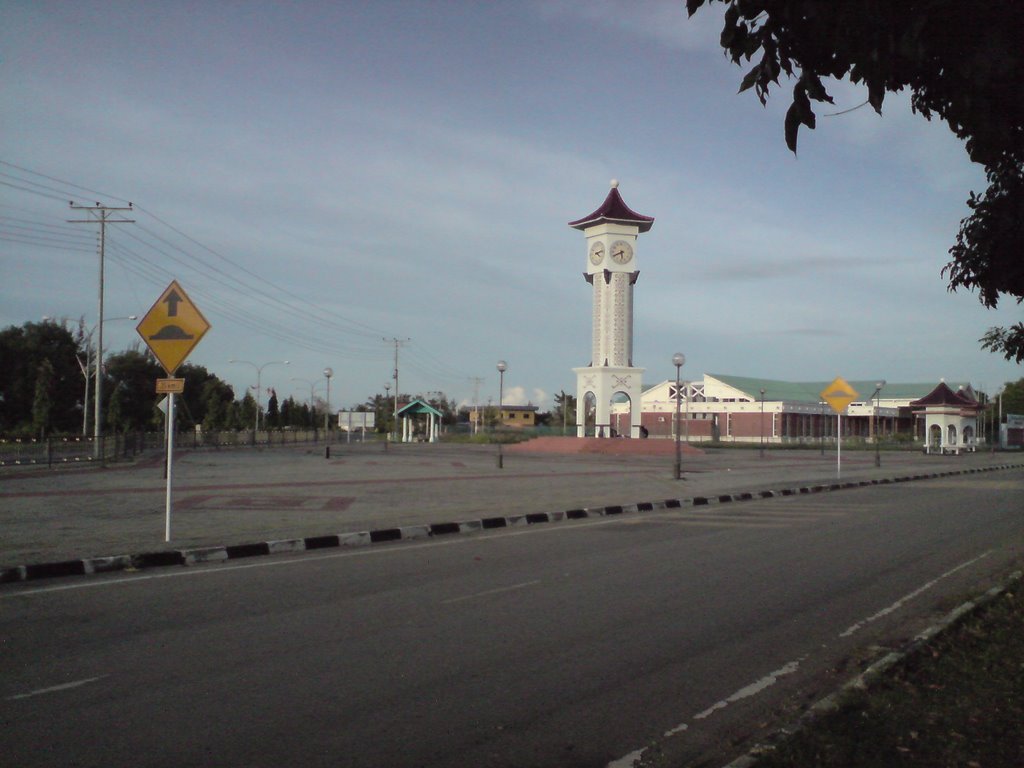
[610,178,619,189]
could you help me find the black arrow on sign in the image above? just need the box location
[163,289,182,317]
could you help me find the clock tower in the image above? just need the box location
[569,180,654,438]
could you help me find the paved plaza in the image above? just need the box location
[1,440,1021,568]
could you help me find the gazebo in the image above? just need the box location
[910,381,980,454]
[395,399,443,443]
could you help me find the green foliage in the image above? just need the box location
[31,358,55,437]
[687,0,1024,361]
[552,390,577,429]
[238,391,258,430]
[0,320,83,434]
[365,392,395,433]
[981,324,1024,365]
[200,377,235,430]
[103,350,164,432]
[266,388,280,428]
[1000,377,1024,417]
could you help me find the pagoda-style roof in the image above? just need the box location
[396,398,443,418]
[909,381,978,409]
[568,181,654,233]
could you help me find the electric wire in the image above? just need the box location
[2,159,479,398]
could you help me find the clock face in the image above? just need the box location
[610,240,634,264]
[589,241,605,265]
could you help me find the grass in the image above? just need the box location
[752,583,1024,767]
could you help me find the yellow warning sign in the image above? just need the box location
[137,281,210,375]
[820,377,860,414]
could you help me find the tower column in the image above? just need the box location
[568,181,654,438]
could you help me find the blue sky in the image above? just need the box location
[2,1,1020,411]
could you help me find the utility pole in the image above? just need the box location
[383,337,410,440]
[69,202,134,460]
[468,376,485,435]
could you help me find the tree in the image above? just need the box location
[200,377,235,430]
[103,350,164,432]
[999,377,1024,417]
[238,392,258,431]
[266,388,280,428]
[686,0,1024,361]
[365,392,394,434]
[32,359,55,438]
[552,390,577,433]
[0,320,83,434]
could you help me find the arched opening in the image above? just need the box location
[929,424,942,450]
[610,391,632,438]
[583,392,597,437]
[963,425,974,445]
[947,424,958,447]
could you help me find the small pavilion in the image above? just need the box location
[396,399,443,443]
[910,381,980,454]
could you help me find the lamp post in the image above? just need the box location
[673,353,685,480]
[496,360,507,469]
[323,367,334,435]
[871,380,886,467]
[759,388,766,458]
[230,359,289,432]
[383,383,392,439]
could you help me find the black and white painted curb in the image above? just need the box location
[719,569,1024,768]
[2,462,1021,586]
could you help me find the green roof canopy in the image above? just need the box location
[396,399,443,418]
[706,374,970,404]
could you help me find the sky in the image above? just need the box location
[2,0,1021,413]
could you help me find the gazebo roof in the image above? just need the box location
[396,398,443,418]
[568,181,654,233]
[909,381,978,409]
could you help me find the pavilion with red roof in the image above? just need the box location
[909,381,980,454]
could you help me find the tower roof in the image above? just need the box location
[909,381,978,408]
[568,180,654,233]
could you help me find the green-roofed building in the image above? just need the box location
[607,373,984,447]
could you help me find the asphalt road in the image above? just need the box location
[2,472,1022,768]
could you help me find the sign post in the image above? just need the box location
[820,377,859,479]
[137,281,210,542]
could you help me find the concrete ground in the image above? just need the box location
[2,438,1021,569]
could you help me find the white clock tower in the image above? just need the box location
[569,180,654,438]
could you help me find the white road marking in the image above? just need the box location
[839,550,992,638]
[441,580,541,604]
[607,658,804,768]
[7,675,106,701]
[692,658,804,720]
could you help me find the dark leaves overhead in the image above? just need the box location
[686,0,1024,361]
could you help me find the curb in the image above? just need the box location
[2,462,1021,586]
[720,569,1024,768]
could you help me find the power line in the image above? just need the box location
[68,202,134,457]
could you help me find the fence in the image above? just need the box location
[0,428,377,468]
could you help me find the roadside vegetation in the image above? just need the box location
[751,583,1024,767]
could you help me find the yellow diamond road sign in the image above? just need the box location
[820,377,860,414]
[137,281,210,375]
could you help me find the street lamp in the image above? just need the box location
[323,367,334,435]
[72,315,136,438]
[383,383,392,439]
[230,359,289,432]
[673,353,685,480]
[871,380,886,467]
[759,388,766,458]
[496,360,507,469]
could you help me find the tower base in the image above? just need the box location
[574,365,645,438]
